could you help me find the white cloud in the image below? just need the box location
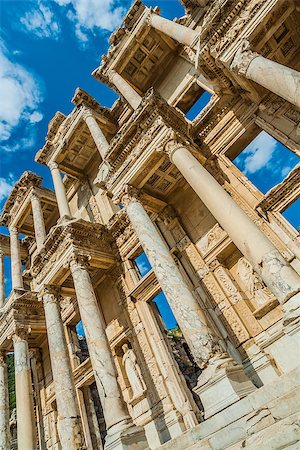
[0,40,43,146]
[242,131,278,174]
[281,165,292,178]
[0,176,15,203]
[54,0,126,40]
[20,1,61,39]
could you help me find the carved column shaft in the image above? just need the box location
[123,191,220,369]
[42,289,85,449]
[69,257,131,434]
[48,162,72,220]
[30,192,47,252]
[9,228,23,290]
[149,13,198,46]
[0,251,4,307]
[13,331,37,450]
[168,143,300,305]
[0,351,10,450]
[108,70,142,110]
[82,109,109,159]
[230,43,300,109]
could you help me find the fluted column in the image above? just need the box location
[82,108,109,159]
[48,161,72,220]
[122,187,255,418]
[69,255,148,448]
[230,40,300,109]
[42,286,85,450]
[30,191,46,252]
[13,329,36,450]
[0,251,4,308]
[9,227,23,290]
[149,13,198,46]
[108,70,142,110]
[165,141,300,311]
[0,351,10,450]
[122,187,221,368]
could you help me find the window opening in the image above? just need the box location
[185,91,212,120]
[282,198,300,230]
[133,251,152,278]
[151,292,201,398]
[233,131,299,193]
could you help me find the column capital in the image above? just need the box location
[0,248,4,257]
[118,185,141,207]
[68,253,91,272]
[39,285,61,303]
[48,160,59,171]
[28,189,40,202]
[11,325,31,344]
[230,39,259,76]
[9,226,19,235]
[81,106,94,121]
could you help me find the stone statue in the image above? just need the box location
[237,257,274,307]
[122,343,146,401]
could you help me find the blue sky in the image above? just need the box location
[0,0,299,299]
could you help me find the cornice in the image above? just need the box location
[0,172,42,226]
[31,219,114,281]
[256,164,300,213]
[71,87,115,123]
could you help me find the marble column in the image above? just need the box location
[48,161,72,220]
[230,40,300,109]
[13,329,37,450]
[166,142,300,311]
[9,227,24,290]
[69,256,148,449]
[122,188,220,369]
[30,191,47,252]
[0,251,4,308]
[82,109,109,159]
[42,286,85,450]
[122,187,255,418]
[149,13,198,46]
[108,70,142,110]
[0,351,10,450]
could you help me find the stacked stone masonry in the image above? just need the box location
[0,0,300,449]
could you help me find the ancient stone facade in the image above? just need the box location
[0,0,300,449]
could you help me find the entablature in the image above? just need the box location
[0,234,28,259]
[0,290,45,350]
[96,89,206,200]
[31,219,116,289]
[94,3,180,96]
[36,90,117,177]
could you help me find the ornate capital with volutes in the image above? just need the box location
[11,325,31,344]
[118,185,141,208]
[230,39,259,76]
[48,160,59,171]
[39,285,61,304]
[68,252,91,272]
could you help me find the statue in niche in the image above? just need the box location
[237,257,274,307]
[122,343,146,401]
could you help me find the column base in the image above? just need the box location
[193,356,256,419]
[104,425,149,450]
